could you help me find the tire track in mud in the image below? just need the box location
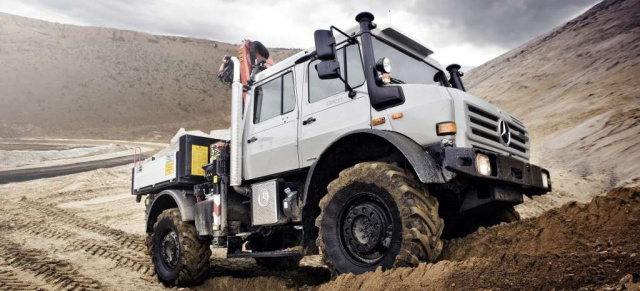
[20,202,147,253]
[0,269,44,291]
[0,241,103,290]
[3,205,156,278]
[20,223,77,241]
[66,239,155,277]
[5,219,155,278]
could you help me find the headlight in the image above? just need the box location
[541,172,550,188]
[475,153,492,176]
[376,57,391,73]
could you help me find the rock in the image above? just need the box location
[620,274,634,284]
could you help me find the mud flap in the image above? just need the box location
[195,200,214,236]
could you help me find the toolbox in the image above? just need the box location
[132,134,220,195]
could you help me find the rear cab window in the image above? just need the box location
[253,72,296,124]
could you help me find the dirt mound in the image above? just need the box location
[320,186,640,290]
[465,0,640,189]
[462,0,640,221]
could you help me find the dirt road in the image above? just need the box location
[0,139,163,184]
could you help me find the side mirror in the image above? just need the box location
[315,60,340,79]
[314,30,337,60]
[314,29,340,80]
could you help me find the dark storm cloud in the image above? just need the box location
[11,0,602,52]
[406,0,601,47]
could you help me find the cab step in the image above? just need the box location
[227,250,302,258]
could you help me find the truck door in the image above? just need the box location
[299,42,370,168]
[245,70,299,179]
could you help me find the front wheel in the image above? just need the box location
[151,208,211,286]
[316,162,444,276]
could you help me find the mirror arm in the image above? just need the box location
[337,74,356,98]
[330,26,357,44]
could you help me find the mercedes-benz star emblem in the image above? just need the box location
[258,189,270,207]
[498,119,511,146]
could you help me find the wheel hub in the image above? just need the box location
[340,196,393,265]
[161,230,179,269]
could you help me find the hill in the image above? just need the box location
[0,13,297,140]
[465,0,640,195]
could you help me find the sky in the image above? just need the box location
[0,0,601,67]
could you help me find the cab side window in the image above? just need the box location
[308,43,365,103]
[254,72,295,124]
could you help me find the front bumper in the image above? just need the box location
[442,147,551,196]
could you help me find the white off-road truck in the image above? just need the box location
[132,12,551,286]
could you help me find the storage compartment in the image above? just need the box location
[251,179,284,226]
[132,134,220,195]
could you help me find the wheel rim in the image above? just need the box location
[160,229,179,270]
[338,193,394,266]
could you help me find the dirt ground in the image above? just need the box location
[0,165,331,290]
[0,160,638,291]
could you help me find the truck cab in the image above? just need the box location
[134,12,551,286]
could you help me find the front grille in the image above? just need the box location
[466,104,530,155]
[511,116,525,127]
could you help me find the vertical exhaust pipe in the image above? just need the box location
[446,64,466,92]
[229,57,243,187]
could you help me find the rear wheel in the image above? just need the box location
[316,162,444,276]
[151,208,211,286]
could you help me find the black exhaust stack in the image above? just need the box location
[356,12,405,110]
[446,64,466,92]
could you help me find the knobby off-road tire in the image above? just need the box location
[145,234,152,256]
[473,206,521,229]
[501,206,521,222]
[316,162,444,276]
[248,229,302,271]
[151,208,211,286]
[443,206,521,238]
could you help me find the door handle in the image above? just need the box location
[247,137,257,143]
[303,117,316,126]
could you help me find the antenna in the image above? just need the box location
[388,9,391,25]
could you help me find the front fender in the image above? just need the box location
[302,129,444,206]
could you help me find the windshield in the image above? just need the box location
[372,37,441,85]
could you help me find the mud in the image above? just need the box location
[320,186,640,291]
